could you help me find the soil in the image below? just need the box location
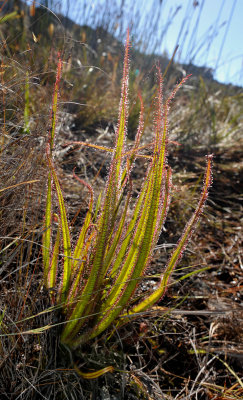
[1,112,242,400]
[51,116,243,398]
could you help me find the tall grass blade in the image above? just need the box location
[24,71,30,133]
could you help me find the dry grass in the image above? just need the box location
[0,3,242,399]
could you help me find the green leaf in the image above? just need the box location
[47,155,71,302]
[43,173,52,287]
[129,155,213,315]
[0,11,18,24]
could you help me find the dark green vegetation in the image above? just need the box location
[0,2,242,399]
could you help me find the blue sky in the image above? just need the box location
[153,0,243,86]
[28,0,243,86]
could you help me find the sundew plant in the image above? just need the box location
[43,31,212,350]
